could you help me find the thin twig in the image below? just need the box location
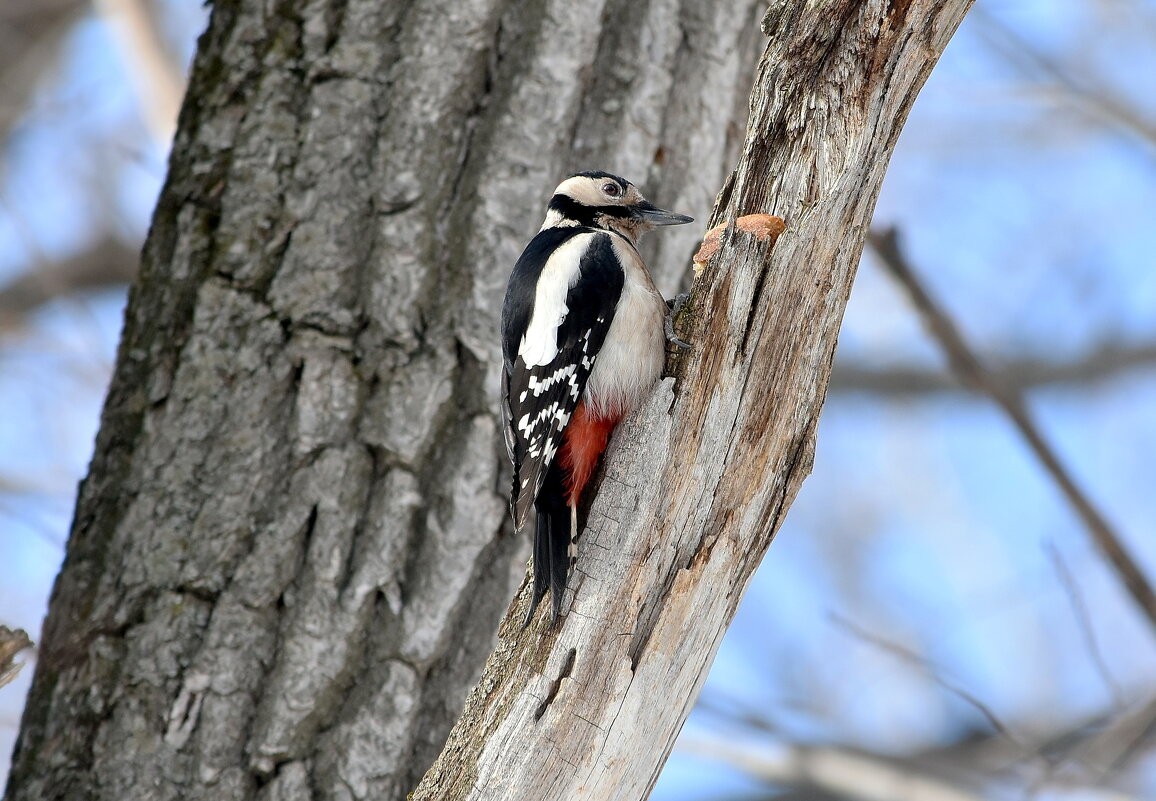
[867,227,1156,636]
[698,672,1156,797]
[1046,542,1125,706]
[1071,693,1156,779]
[830,613,1021,748]
[971,7,1156,153]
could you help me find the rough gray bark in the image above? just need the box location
[412,1,975,799]
[4,1,763,800]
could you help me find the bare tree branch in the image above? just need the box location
[971,7,1156,153]
[0,0,86,147]
[830,342,1156,397]
[1068,693,1156,780]
[92,0,187,144]
[679,736,990,801]
[0,236,137,332]
[1046,542,1125,707]
[830,614,1023,749]
[867,227,1156,637]
[683,733,1142,801]
[698,683,1156,800]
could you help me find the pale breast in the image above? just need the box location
[583,237,666,418]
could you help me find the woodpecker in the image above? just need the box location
[500,171,693,624]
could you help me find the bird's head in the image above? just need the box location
[541,171,693,242]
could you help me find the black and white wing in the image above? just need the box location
[500,228,624,529]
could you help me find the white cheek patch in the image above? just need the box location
[518,234,593,367]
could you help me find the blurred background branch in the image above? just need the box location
[0,0,88,149]
[679,736,990,801]
[91,0,183,144]
[868,227,1156,634]
[830,342,1156,396]
[0,235,136,334]
[971,5,1156,154]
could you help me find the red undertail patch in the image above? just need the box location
[559,401,622,509]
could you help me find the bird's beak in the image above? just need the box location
[634,200,694,226]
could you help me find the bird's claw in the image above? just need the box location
[665,292,692,350]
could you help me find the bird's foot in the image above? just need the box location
[665,292,692,350]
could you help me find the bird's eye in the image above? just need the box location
[603,183,621,198]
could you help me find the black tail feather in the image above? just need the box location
[525,508,552,626]
[523,461,571,627]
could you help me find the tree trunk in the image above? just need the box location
[4,1,764,800]
[412,1,974,799]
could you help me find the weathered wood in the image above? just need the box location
[412,1,975,799]
[4,0,765,800]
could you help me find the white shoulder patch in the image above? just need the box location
[518,234,594,367]
[539,209,579,231]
